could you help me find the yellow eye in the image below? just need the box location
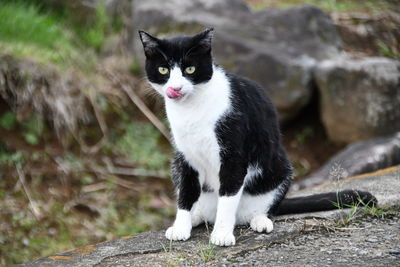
[158,67,169,75]
[185,66,196,74]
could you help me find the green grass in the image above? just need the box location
[376,40,400,59]
[115,122,171,174]
[332,198,395,227]
[74,0,109,52]
[0,1,96,69]
[247,0,392,13]
[197,243,220,262]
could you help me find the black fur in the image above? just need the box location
[139,29,213,85]
[275,190,377,215]
[214,73,293,212]
[171,152,200,210]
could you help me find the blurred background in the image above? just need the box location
[0,0,399,265]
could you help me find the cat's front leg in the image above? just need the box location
[210,160,246,246]
[166,153,200,241]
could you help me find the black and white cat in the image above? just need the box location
[138,28,376,246]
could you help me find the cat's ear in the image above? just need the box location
[138,30,159,56]
[196,28,214,47]
[187,28,214,56]
[194,28,214,51]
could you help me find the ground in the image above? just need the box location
[227,215,399,267]
[19,166,400,266]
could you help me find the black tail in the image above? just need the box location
[274,190,377,216]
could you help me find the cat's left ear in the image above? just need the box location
[138,30,159,56]
[196,28,214,47]
[191,28,214,53]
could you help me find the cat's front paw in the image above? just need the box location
[210,229,235,246]
[250,215,273,233]
[165,226,191,241]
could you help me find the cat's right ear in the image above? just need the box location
[138,30,159,56]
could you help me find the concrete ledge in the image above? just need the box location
[20,165,400,267]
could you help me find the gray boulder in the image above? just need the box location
[292,132,400,190]
[315,57,400,144]
[132,1,341,121]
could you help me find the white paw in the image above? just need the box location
[210,229,236,246]
[165,225,191,241]
[250,215,273,233]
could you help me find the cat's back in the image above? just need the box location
[226,72,276,115]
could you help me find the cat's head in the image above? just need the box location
[138,28,214,101]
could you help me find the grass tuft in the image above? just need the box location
[0,1,95,69]
[332,197,395,227]
[197,243,220,262]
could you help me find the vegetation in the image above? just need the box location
[376,40,400,59]
[246,0,394,13]
[197,243,220,262]
[0,0,117,69]
[115,122,170,173]
[331,195,396,227]
[0,1,173,265]
[0,1,87,68]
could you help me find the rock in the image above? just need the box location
[292,132,400,190]
[132,1,341,121]
[332,11,400,58]
[315,56,400,144]
[288,165,400,210]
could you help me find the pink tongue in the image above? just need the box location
[166,87,183,99]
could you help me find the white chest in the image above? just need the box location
[165,68,231,187]
[170,109,221,178]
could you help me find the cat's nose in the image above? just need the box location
[167,86,182,92]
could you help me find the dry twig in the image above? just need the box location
[102,68,171,143]
[16,165,41,219]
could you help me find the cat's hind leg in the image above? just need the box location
[191,191,217,227]
[236,189,281,233]
[250,214,273,233]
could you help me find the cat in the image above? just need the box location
[138,28,376,246]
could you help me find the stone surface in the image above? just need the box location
[20,165,400,267]
[333,11,400,58]
[315,56,400,144]
[133,1,341,121]
[292,132,400,190]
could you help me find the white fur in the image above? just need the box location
[165,65,231,191]
[244,164,263,187]
[191,192,217,226]
[165,209,192,241]
[210,186,244,246]
[250,214,273,233]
